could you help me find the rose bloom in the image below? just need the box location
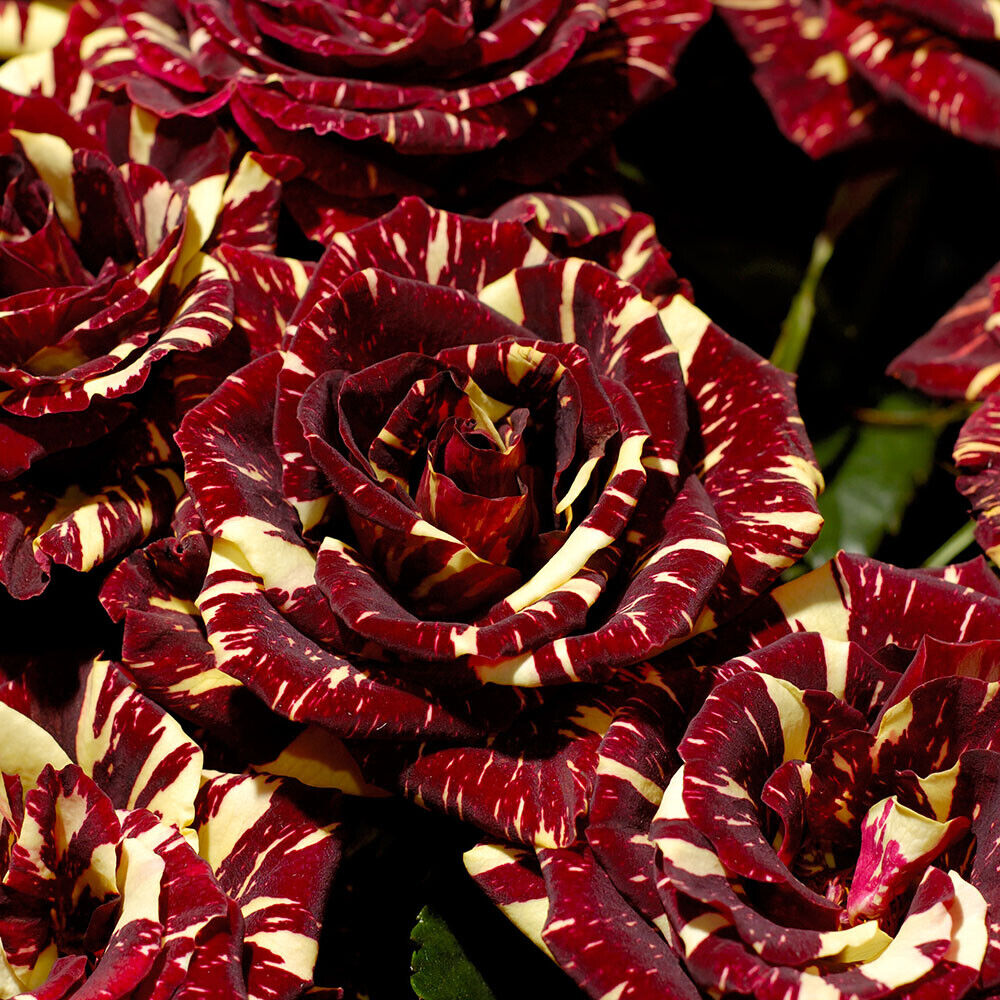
[15,0,714,238]
[467,553,1000,1000]
[714,0,1000,156]
[136,194,825,756]
[889,262,1000,561]
[0,91,308,599]
[101,491,394,795]
[0,656,340,999]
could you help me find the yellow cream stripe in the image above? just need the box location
[595,757,664,805]
[817,920,891,963]
[856,891,951,988]
[759,674,811,763]
[463,845,552,957]
[0,703,71,797]
[244,929,317,985]
[505,434,646,612]
[659,296,711,380]
[0,1,69,57]
[771,561,850,640]
[114,832,167,929]
[257,726,387,797]
[965,361,1000,400]
[11,129,80,239]
[943,871,989,969]
[478,271,525,325]
[197,774,273,874]
[218,515,317,600]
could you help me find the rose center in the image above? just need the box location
[787,793,973,934]
[0,764,132,986]
[325,338,620,618]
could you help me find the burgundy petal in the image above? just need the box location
[889,262,1000,400]
[64,0,708,225]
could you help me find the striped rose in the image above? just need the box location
[0,657,339,999]
[32,0,714,238]
[469,554,1000,1000]
[0,91,308,599]
[164,195,821,742]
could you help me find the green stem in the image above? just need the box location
[854,400,975,428]
[923,521,977,568]
[615,159,646,185]
[770,167,897,374]
[770,232,834,373]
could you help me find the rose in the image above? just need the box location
[889,262,1000,560]
[653,583,1000,998]
[165,195,820,750]
[654,656,998,1000]
[715,0,1000,156]
[0,91,308,599]
[104,489,695,846]
[26,0,715,239]
[466,552,1000,1000]
[0,656,340,999]
[100,491,393,797]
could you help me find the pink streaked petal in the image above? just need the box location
[846,795,969,921]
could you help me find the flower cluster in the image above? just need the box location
[2,4,1000,999]
[0,0,712,237]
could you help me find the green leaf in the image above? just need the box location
[806,393,940,567]
[811,426,852,470]
[615,159,647,185]
[411,905,498,1000]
